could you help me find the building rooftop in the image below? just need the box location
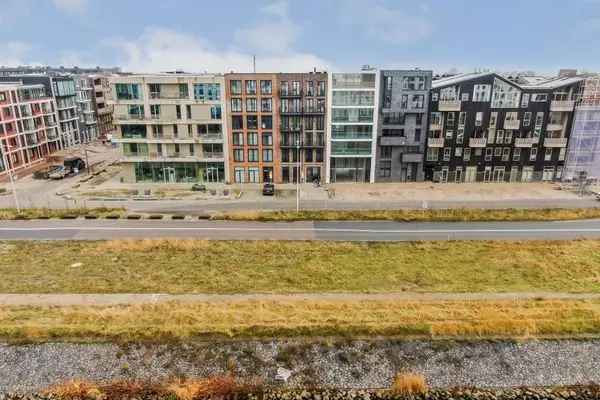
[431,72,495,89]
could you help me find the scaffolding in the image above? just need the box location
[564,75,600,182]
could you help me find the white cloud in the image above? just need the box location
[234,0,299,54]
[52,0,87,14]
[106,27,332,73]
[338,0,433,43]
[0,41,32,66]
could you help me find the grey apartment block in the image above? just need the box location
[376,70,432,182]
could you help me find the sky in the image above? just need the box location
[1,0,600,75]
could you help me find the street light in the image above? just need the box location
[1,143,20,213]
[296,137,300,213]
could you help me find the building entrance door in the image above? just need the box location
[204,167,220,183]
[465,166,477,183]
[493,167,505,182]
[163,167,175,183]
[522,167,533,182]
[484,167,492,182]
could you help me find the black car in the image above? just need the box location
[262,183,275,196]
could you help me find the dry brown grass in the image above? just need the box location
[2,299,600,342]
[95,238,213,253]
[390,373,428,395]
[217,207,600,222]
[0,207,124,220]
[42,379,102,399]
[166,375,252,400]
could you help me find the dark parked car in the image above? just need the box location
[262,183,275,196]
[191,183,206,192]
[33,165,62,179]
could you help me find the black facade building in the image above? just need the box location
[425,72,583,183]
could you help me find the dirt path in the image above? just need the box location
[0,292,599,306]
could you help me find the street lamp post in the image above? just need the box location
[1,143,20,213]
[296,139,300,213]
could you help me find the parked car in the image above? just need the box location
[63,157,86,175]
[262,183,275,196]
[48,166,68,180]
[191,183,206,192]
[33,165,62,180]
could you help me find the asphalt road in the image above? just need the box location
[2,219,600,241]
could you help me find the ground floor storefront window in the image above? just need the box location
[329,157,371,183]
[134,162,225,183]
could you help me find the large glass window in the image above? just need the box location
[194,83,220,101]
[331,125,372,139]
[332,108,373,123]
[210,105,222,120]
[230,80,242,95]
[245,80,257,95]
[331,142,372,155]
[115,83,141,100]
[134,162,224,183]
[260,80,272,95]
[332,91,374,106]
[121,125,146,139]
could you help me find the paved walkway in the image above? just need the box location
[0,292,598,306]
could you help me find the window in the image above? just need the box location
[412,94,425,108]
[473,84,492,102]
[189,144,194,155]
[521,93,530,108]
[306,81,315,96]
[545,148,553,161]
[115,83,141,100]
[248,168,260,183]
[426,147,439,161]
[443,147,451,161]
[247,115,258,129]
[513,148,521,161]
[379,161,391,177]
[475,112,484,127]
[317,81,326,96]
[186,105,191,119]
[248,149,258,162]
[230,80,242,95]
[463,148,471,161]
[197,125,207,135]
[245,80,256,95]
[461,92,469,101]
[121,125,146,139]
[497,130,505,143]
[415,129,421,142]
[260,80,272,95]
[292,81,300,95]
[431,92,439,101]
[523,112,532,127]
[401,94,408,109]
[494,147,502,157]
[194,83,220,101]
[458,112,466,126]
[261,116,272,129]
[261,98,272,112]
[456,129,464,144]
[247,132,258,146]
[150,104,160,119]
[262,133,273,146]
[504,130,512,144]
[232,116,243,130]
[429,112,442,126]
[210,105,221,120]
[446,113,455,126]
[233,149,244,162]
[380,146,392,158]
[559,147,566,161]
[502,147,510,161]
[232,132,244,145]
[455,147,463,157]
[280,81,289,95]
[485,148,493,161]
[234,168,245,183]
[127,104,144,117]
[246,98,257,112]
[173,124,178,137]
[531,93,548,102]
[176,105,182,119]
[491,78,521,108]
[445,129,454,139]
[231,98,242,112]
[530,147,538,161]
[263,149,273,162]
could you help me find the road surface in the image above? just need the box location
[2,219,600,241]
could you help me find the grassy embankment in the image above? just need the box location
[1,240,599,294]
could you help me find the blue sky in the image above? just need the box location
[1,0,600,75]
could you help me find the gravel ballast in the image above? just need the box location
[1,340,600,393]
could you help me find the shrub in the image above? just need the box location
[390,373,428,395]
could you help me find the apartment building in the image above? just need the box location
[90,75,115,140]
[0,82,60,178]
[75,76,98,143]
[225,73,279,184]
[424,72,583,183]
[0,75,81,149]
[326,69,379,183]
[278,72,327,183]
[564,75,600,181]
[109,73,228,183]
[376,70,432,182]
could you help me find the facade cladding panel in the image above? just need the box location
[424,73,582,183]
[376,70,432,182]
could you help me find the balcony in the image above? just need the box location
[503,120,520,130]
[280,90,302,97]
[469,138,487,147]
[546,122,564,131]
[402,153,423,163]
[203,152,224,159]
[280,107,303,115]
[427,138,444,147]
[544,137,568,147]
[514,137,538,147]
[438,100,461,112]
[380,136,408,147]
[429,122,443,130]
[117,114,145,121]
[197,133,223,142]
[550,100,575,112]
[149,92,188,100]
